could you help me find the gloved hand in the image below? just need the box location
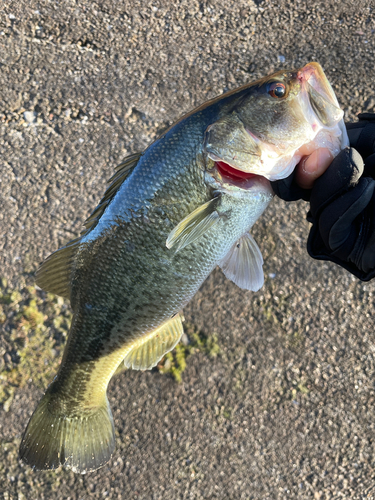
[271,113,375,280]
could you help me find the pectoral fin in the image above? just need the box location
[219,232,264,291]
[166,197,221,252]
[123,314,184,370]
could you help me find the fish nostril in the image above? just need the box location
[298,63,319,84]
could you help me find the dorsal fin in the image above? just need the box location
[36,153,141,298]
[83,152,141,231]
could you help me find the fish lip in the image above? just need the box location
[298,62,344,126]
[298,63,349,152]
[298,63,339,106]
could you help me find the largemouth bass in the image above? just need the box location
[20,62,348,473]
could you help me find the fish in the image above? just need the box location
[19,62,348,474]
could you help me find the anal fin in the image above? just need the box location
[123,314,184,370]
[219,232,264,291]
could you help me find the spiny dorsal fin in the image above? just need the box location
[36,153,141,298]
[218,232,264,291]
[123,314,184,370]
[84,152,141,231]
[166,197,221,252]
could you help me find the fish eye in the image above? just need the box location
[267,82,286,98]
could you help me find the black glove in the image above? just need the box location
[306,147,375,280]
[272,113,375,280]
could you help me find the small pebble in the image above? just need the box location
[24,111,36,123]
[181,333,189,346]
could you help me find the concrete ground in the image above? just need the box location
[1,0,375,498]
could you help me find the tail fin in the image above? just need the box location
[19,390,115,474]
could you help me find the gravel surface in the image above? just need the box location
[1,0,375,498]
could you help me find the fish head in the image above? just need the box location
[204,62,349,181]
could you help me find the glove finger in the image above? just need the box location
[270,171,311,201]
[318,177,375,251]
[347,117,375,158]
[360,200,375,273]
[309,148,364,219]
[307,182,375,282]
[364,152,375,177]
[357,113,375,121]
